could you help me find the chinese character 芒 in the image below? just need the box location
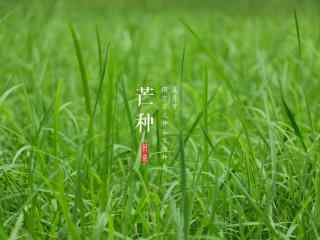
[137,86,155,107]
[136,113,154,133]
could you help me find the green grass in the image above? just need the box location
[0,1,320,239]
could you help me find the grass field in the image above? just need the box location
[0,1,320,239]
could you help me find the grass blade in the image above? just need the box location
[172,91,217,162]
[294,9,302,58]
[202,65,209,172]
[280,85,307,152]
[119,77,138,151]
[281,96,307,152]
[70,25,92,117]
[178,44,189,240]
[93,27,110,119]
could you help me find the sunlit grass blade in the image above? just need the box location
[9,212,24,240]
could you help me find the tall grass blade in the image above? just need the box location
[70,24,93,225]
[96,26,103,73]
[54,80,62,157]
[119,77,138,150]
[70,25,92,117]
[180,20,215,60]
[280,87,307,152]
[178,44,189,240]
[93,27,110,118]
[202,65,209,172]
[172,91,217,162]
[294,9,302,58]
[100,51,115,208]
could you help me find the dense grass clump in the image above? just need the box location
[0,1,320,239]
